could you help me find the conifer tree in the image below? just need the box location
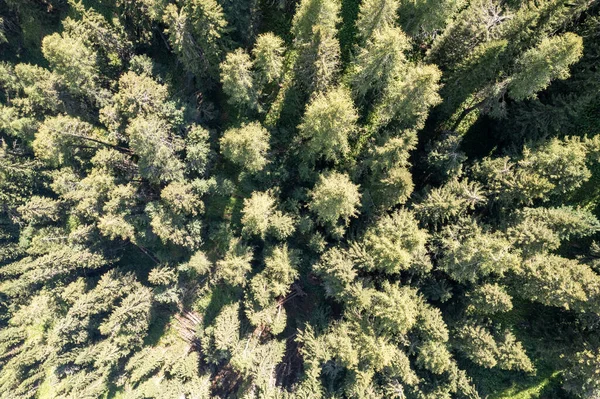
[362,131,417,210]
[252,33,286,89]
[221,48,258,110]
[563,345,600,398]
[508,33,584,101]
[292,0,342,95]
[351,208,429,274]
[298,86,358,164]
[355,0,400,43]
[163,0,228,80]
[215,238,254,287]
[308,171,361,226]
[246,245,299,334]
[348,26,411,103]
[42,32,101,98]
[371,63,442,131]
[126,116,185,184]
[2,1,600,397]
[220,121,270,173]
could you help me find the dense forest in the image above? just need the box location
[0,0,599,398]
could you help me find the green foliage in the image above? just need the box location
[348,26,410,102]
[221,48,257,110]
[371,62,442,131]
[313,247,357,298]
[435,220,520,283]
[456,323,534,373]
[163,0,228,80]
[509,33,584,101]
[466,284,513,315]
[215,237,253,286]
[220,121,270,172]
[1,1,600,398]
[515,254,600,314]
[127,116,185,184]
[398,0,463,37]
[292,0,342,95]
[252,33,286,88]
[355,0,400,43]
[246,244,299,334]
[474,137,598,207]
[41,32,100,97]
[308,171,361,226]
[33,115,106,167]
[298,86,359,164]
[351,208,429,274]
[415,178,486,226]
[563,345,600,398]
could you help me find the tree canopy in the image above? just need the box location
[0,0,599,398]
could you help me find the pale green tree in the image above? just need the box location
[563,345,600,399]
[371,63,442,131]
[246,245,299,334]
[515,254,600,314]
[355,0,400,43]
[509,33,584,101]
[351,208,429,274]
[126,116,185,184]
[241,191,276,237]
[220,48,257,110]
[363,132,417,210]
[41,32,100,98]
[313,247,357,298]
[220,121,270,172]
[308,171,361,226]
[252,33,286,88]
[292,0,342,95]
[349,26,411,102]
[298,86,358,164]
[466,283,513,315]
[215,238,254,287]
[435,220,520,283]
[398,0,463,37]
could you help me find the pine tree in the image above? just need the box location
[308,171,361,226]
[245,245,299,334]
[435,219,520,283]
[473,136,598,207]
[292,0,342,95]
[313,247,357,298]
[351,208,429,274]
[414,178,486,226]
[126,116,185,184]
[509,33,584,101]
[220,121,270,173]
[563,345,600,399]
[252,33,286,89]
[466,283,513,315]
[362,131,417,210]
[41,32,101,99]
[371,62,442,131]
[355,0,400,43]
[146,180,204,249]
[221,48,258,110]
[348,26,411,103]
[215,238,254,287]
[2,1,600,396]
[298,86,358,164]
[515,254,600,314]
[163,0,228,80]
[397,0,463,37]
